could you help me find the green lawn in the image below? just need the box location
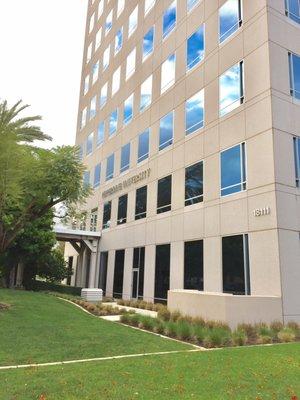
[1,289,300,400]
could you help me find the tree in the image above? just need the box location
[0,100,90,255]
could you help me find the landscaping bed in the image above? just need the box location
[120,309,300,348]
[0,302,10,311]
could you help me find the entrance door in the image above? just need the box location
[131,269,139,299]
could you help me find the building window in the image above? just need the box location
[138,129,150,163]
[140,75,152,111]
[100,83,108,108]
[92,61,99,85]
[185,161,203,206]
[86,43,92,64]
[184,240,203,290]
[117,0,125,17]
[145,0,156,15]
[81,107,87,129]
[285,0,300,24]
[109,109,118,136]
[289,52,300,100]
[83,170,90,187]
[94,163,101,188]
[132,247,145,299]
[161,53,176,94]
[124,94,134,124]
[143,27,154,61]
[102,201,111,229]
[126,48,136,80]
[219,61,244,117]
[105,10,113,35]
[155,244,170,301]
[117,194,128,225]
[219,0,242,44]
[84,75,90,95]
[120,143,130,173]
[159,111,173,151]
[115,28,123,55]
[103,46,110,70]
[135,186,147,220]
[86,132,94,155]
[163,1,177,39]
[221,143,246,196]
[90,209,98,232]
[222,234,250,295]
[157,175,172,214]
[97,121,104,146]
[98,0,104,17]
[89,96,97,120]
[185,90,204,135]
[187,25,205,70]
[128,6,138,37]
[95,27,102,50]
[89,12,95,33]
[106,153,114,181]
[187,0,200,12]
[294,137,300,187]
[113,250,125,298]
[112,67,121,96]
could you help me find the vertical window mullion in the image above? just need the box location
[243,234,251,295]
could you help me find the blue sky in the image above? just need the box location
[0,0,87,147]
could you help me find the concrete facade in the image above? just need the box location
[65,0,300,324]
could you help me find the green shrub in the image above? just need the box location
[192,317,206,327]
[206,320,230,331]
[277,328,296,343]
[120,313,130,324]
[128,314,141,327]
[138,316,156,331]
[170,310,181,322]
[33,280,82,296]
[232,330,247,346]
[237,323,257,340]
[153,320,165,334]
[164,321,177,337]
[203,328,231,348]
[176,321,193,341]
[158,307,171,321]
[145,302,154,311]
[257,335,273,344]
[192,325,207,344]
[270,321,284,333]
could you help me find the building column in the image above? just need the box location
[170,241,184,290]
[143,245,155,303]
[106,249,115,297]
[81,248,89,288]
[88,240,99,288]
[204,236,222,293]
[123,248,133,300]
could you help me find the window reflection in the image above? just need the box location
[143,27,154,61]
[140,75,152,111]
[186,90,204,135]
[187,25,205,70]
[221,143,246,196]
[120,143,130,173]
[106,153,114,181]
[163,1,177,39]
[159,112,173,151]
[123,94,134,124]
[219,61,244,116]
[219,0,242,43]
[285,0,300,24]
[109,109,118,136]
[161,53,176,93]
[289,52,300,100]
[185,162,203,206]
[138,129,150,163]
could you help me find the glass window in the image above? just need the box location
[98,0,104,18]
[221,143,246,196]
[161,53,176,94]
[89,12,95,33]
[117,0,125,17]
[135,186,147,220]
[81,107,87,129]
[120,143,130,173]
[285,0,300,24]
[219,61,244,117]
[113,250,125,298]
[184,240,203,290]
[94,163,101,188]
[157,175,172,214]
[132,247,145,299]
[86,132,94,155]
[185,90,204,135]
[128,6,138,37]
[106,153,114,181]
[84,75,89,95]
[185,161,203,206]
[90,209,98,232]
[89,96,97,120]
[294,137,300,187]
[86,43,92,64]
[102,201,112,229]
[105,10,113,35]
[159,111,173,151]
[222,234,250,295]
[124,94,134,124]
[140,75,152,111]
[143,27,154,61]
[109,109,118,136]
[126,48,136,80]
[100,82,108,108]
[289,52,300,100]
[103,46,110,70]
[83,171,90,187]
[95,27,102,50]
[112,67,121,95]
[187,25,205,70]
[187,0,200,12]
[115,28,123,55]
[163,1,177,39]
[138,129,150,163]
[145,0,156,15]
[92,61,99,85]
[97,121,105,146]
[155,244,170,301]
[117,194,128,225]
[219,0,242,43]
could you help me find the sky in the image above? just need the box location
[0,0,88,148]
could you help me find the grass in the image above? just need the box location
[1,345,300,399]
[0,289,190,366]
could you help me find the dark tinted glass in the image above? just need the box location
[157,175,172,214]
[184,240,203,290]
[155,244,170,301]
[185,162,203,206]
[133,247,145,299]
[117,194,128,225]
[113,249,125,298]
[102,201,111,229]
[135,186,147,220]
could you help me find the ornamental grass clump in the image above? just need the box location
[153,320,165,334]
[164,321,178,337]
[203,328,232,348]
[232,329,248,346]
[138,316,156,331]
[277,328,296,343]
[158,307,171,321]
[176,321,193,341]
[170,310,181,322]
[192,325,207,345]
[237,323,258,342]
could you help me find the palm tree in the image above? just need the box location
[0,100,51,143]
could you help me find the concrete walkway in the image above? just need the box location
[102,302,158,318]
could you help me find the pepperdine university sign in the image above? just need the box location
[102,168,151,199]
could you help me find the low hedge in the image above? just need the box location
[33,280,82,296]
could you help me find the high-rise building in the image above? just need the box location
[63,0,300,325]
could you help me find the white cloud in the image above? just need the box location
[0,0,87,148]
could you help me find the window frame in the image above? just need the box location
[185,89,205,135]
[135,185,147,220]
[219,0,243,44]
[106,153,115,181]
[159,111,174,151]
[102,201,112,230]
[157,175,172,214]
[138,129,150,163]
[123,94,134,125]
[285,0,300,24]
[219,60,244,117]
[289,52,300,100]
[186,25,205,71]
[162,0,177,40]
[120,143,131,173]
[93,163,101,188]
[117,194,128,225]
[185,161,204,206]
[294,137,300,187]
